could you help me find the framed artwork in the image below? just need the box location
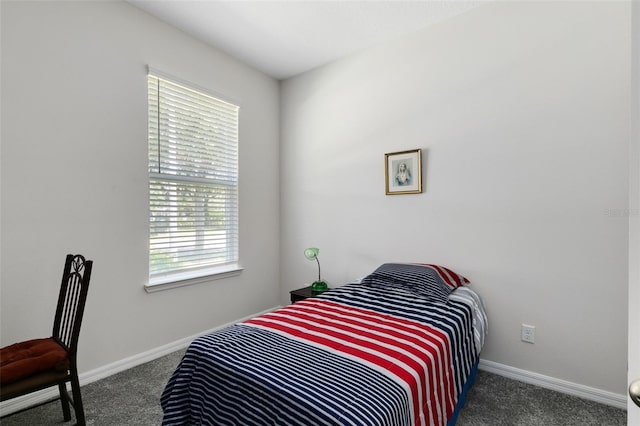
[385,149,422,195]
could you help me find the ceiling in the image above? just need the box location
[128,1,484,80]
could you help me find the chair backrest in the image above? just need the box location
[52,254,93,356]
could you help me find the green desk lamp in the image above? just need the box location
[304,247,328,293]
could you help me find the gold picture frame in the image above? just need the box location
[385,149,422,195]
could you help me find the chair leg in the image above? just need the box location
[58,382,72,421]
[69,372,86,426]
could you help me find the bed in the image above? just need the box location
[161,263,488,426]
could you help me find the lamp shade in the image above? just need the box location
[304,247,319,261]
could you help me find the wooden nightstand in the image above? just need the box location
[289,286,330,303]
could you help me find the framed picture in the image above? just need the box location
[385,149,422,195]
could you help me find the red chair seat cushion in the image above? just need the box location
[0,337,69,385]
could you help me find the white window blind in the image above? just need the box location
[148,73,239,284]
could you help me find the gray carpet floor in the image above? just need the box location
[0,349,627,425]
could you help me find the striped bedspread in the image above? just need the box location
[161,282,486,426]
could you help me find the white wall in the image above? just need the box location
[0,1,280,373]
[280,1,630,395]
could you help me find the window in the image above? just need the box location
[147,71,240,290]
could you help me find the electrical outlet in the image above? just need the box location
[521,324,535,344]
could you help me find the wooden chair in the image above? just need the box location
[1,254,93,425]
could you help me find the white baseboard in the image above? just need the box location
[0,306,279,417]
[479,359,627,410]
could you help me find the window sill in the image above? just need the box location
[144,265,244,293]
